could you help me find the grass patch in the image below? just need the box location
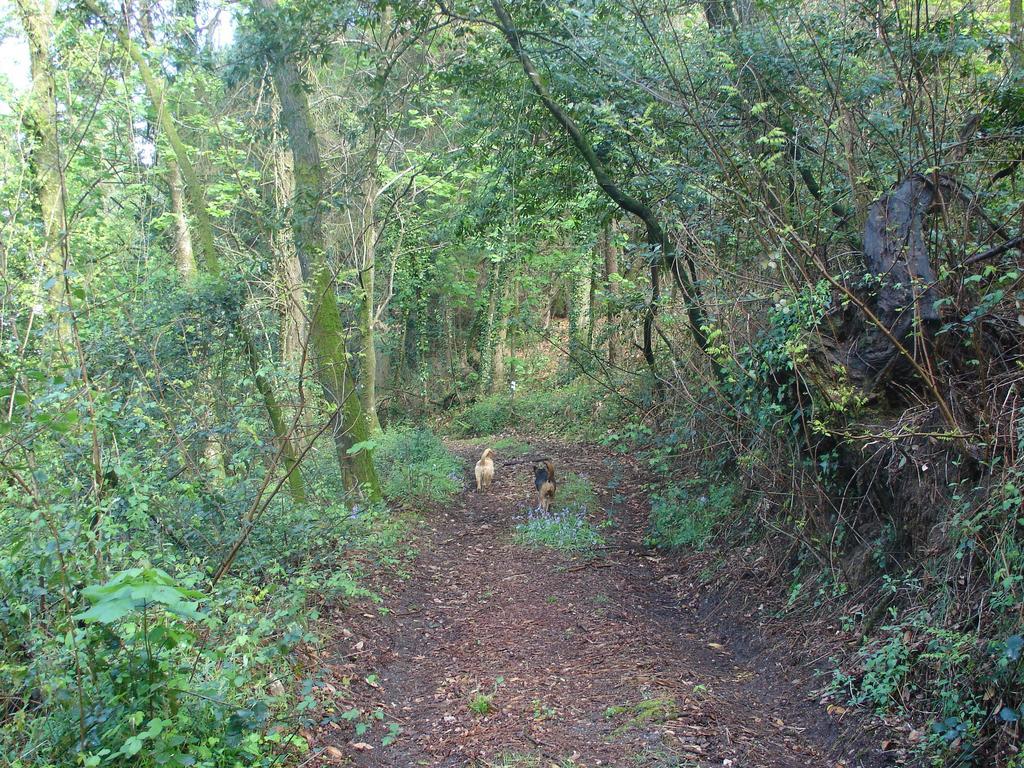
[558,472,599,508]
[469,677,505,717]
[469,692,494,716]
[373,425,463,503]
[462,434,535,458]
[484,755,582,768]
[646,479,738,550]
[490,435,535,456]
[604,697,680,737]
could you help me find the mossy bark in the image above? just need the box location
[16,0,66,322]
[358,165,382,433]
[261,0,380,496]
[568,251,594,375]
[601,223,621,367]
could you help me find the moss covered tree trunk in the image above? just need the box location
[260,0,380,496]
[601,222,621,366]
[567,250,594,374]
[16,0,66,324]
[358,154,382,433]
[477,257,504,395]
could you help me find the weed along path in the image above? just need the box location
[311,436,890,768]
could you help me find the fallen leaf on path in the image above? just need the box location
[351,741,374,751]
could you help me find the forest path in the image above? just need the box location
[311,435,888,768]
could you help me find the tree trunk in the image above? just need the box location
[602,222,621,366]
[260,0,380,497]
[492,317,508,393]
[358,152,382,433]
[477,257,504,395]
[273,137,307,373]
[15,0,66,321]
[1012,0,1023,75]
[492,261,512,393]
[280,246,307,371]
[167,160,197,279]
[568,251,593,375]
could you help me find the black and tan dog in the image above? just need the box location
[533,460,556,512]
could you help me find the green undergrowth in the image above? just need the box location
[600,414,744,552]
[372,425,463,504]
[820,472,1024,764]
[646,478,741,550]
[463,434,535,458]
[604,697,680,737]
[488,435,534,457]
[484,754,582,768]
[451,381,625,440]
[0,399,413,768]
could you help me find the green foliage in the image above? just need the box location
[558,473,600,510]
[603,697,680,737]
[6,0,1024,763]
[454,395,515,437]
[340,706,400,745]
[76,567,205,624]
[468,692,494,716]
[647,479,739,550]
[468,677,504,716]
[846,629,912,714]
[487,435,535,457]
[453,382,621,440]
[372,426,463,503]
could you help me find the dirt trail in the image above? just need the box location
[311,436,893,767]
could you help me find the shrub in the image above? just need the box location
[373,426,462,503]
[0,426,405,767]
[453,395,514,437]
[451,382,622,440]
[513,383,617,440]
[647,479,738,550]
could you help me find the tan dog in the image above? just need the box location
[533,460,556,512]
[475,448,495,491]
